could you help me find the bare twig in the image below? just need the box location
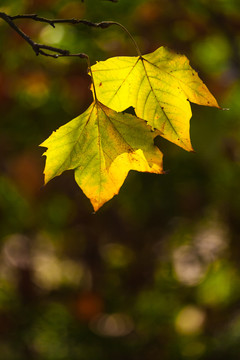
[0,12,115,59]
[8,14,115,29]
[0,12,138,59]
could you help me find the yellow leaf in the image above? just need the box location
[40,101,163,211]
[91,46,220,151]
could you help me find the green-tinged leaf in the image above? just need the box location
[40,101,163,211]
[91,46,220,151]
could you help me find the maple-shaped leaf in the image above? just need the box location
[40,101,163,211]
[91,46,220,151]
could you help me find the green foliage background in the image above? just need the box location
[0,0,240,359]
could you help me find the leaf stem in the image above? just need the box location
[87,57,98,102]
[105,21,142,57]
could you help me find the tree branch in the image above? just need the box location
[0,12,117,59]
[9,14,116,29]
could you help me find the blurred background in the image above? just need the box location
[0,0,240,359]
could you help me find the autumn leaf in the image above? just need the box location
[40,101,163,211]
[91,46,220,151]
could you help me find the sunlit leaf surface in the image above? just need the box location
[41,101,163,211]
[91,46,219,151]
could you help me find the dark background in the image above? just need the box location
[0,0,240,359]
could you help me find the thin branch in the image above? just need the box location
[0,12,139,59]
[4,13,116,29]
[0,12,95,58]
